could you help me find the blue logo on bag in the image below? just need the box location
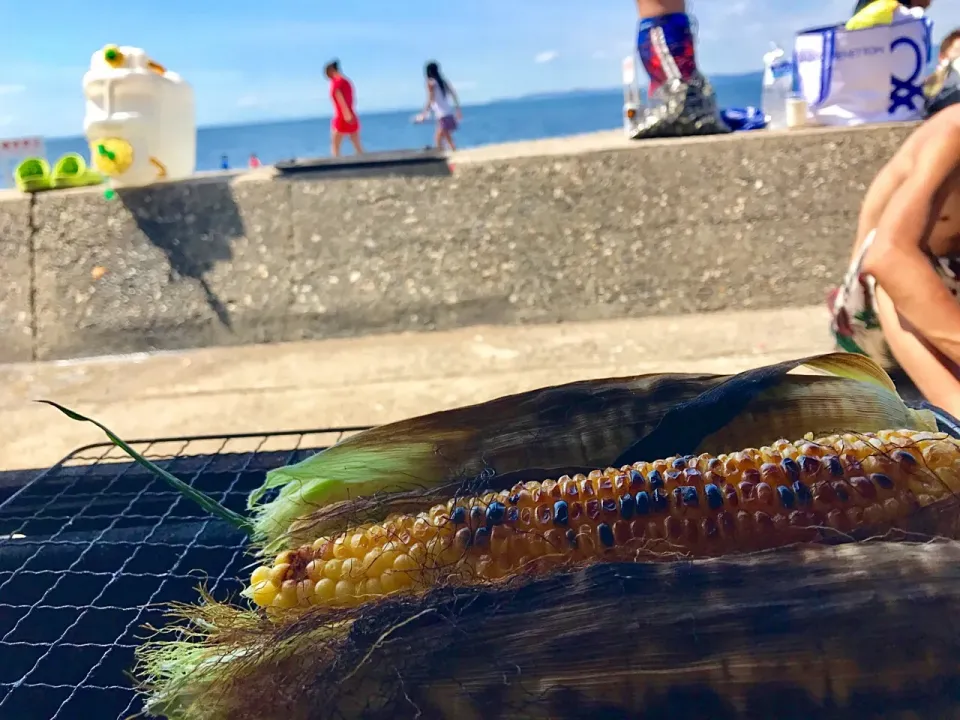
[835,46,884,60]
[889,35,924,113]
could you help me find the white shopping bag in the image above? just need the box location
[794,16,933,126]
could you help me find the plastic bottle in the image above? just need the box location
[83,44,196,188]
[622,54,641,134]
[762,45,793,130]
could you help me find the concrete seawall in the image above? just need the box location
[0,124,915,362]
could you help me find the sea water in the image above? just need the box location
[41,72,764,172]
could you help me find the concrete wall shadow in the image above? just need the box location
[116,181,244,329]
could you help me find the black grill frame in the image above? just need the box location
[3,403,960,720]
[0,427,370,720]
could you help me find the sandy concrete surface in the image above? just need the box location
[1,122,912,362]
[0,306,832,473]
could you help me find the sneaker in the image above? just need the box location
[630,72,731,140]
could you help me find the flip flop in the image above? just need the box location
[13,157,51,193]
[51,153,103,188]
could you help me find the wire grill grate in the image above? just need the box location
[0,427,369,720]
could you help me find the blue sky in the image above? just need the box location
[0,0,958,137]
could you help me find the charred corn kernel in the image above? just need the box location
[247,430,960,611]
[268,563,290,586]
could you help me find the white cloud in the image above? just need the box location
[0,85,25,96]
[723,1,749,16]
[236,94,262,108]
[534,50,559,64]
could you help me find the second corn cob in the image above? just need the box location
[248,429,960,611]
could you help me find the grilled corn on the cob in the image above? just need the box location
[248,429,960,610]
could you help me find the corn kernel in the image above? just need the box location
[334,580,355,601]
[296,579,314,605]
[364,548,398,576]
[393,553,417,572]
[247,430,960,614]
[341,557,362,581]
[349,533,370,555]
[407,543,428,566]
[251,566,271,586]
[312,537,334,560]
[332,536,351,560]
[272,580,299,610]
[360,578,383,597]
[268,563,290,586]
[251,581,277,607]
[322,558,343,581]
[305,560,324,582]
[314,578,336,601]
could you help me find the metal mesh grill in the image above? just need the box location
[0,427,369,720]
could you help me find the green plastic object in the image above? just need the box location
[104,188,116,200]
[13,157,51,193]
[51,153,103,189]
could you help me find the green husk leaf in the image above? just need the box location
[253,352,933,551]
[39,401,253,534]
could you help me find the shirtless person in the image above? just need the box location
[325,60,364,158]
[830,105,960,415]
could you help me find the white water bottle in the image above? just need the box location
[762,44,793,130]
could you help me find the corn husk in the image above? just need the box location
[135,537,960,720]
[65,351,949,720]
[252,353,935,551]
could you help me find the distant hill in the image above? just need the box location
[506,71,764,103]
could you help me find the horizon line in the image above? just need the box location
[41,69,763,140]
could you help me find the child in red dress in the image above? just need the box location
[325,60,365,158]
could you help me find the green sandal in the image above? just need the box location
[13,157,51,193]
[51,153,103,188]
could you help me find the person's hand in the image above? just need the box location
[456,108,463,121]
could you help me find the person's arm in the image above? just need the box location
[333,89,353,122]
[863,128,960,364]
[447,82,462,119]
[875,286,960,415]
[425,80,436,114]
